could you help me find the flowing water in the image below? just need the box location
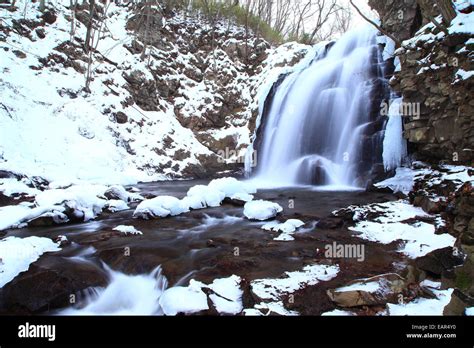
[251,27,387,188]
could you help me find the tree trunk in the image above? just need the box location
[84,0,95,53]
[435,0,456,26]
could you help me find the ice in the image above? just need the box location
[383,98,407,171]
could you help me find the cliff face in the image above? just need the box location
[0,1,309,183]
[369,0,474,166]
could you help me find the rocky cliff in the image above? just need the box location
[369,0,474,313]
[0,1,309,183]
[369,0,474,166]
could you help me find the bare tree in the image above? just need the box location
[84,0,111,92]
[70,0,79,41]
[84,0,95,54]
[350,0,401,47]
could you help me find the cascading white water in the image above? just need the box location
[250,27,389,188]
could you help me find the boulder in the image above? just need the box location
[415,247,464,276]
[327,274,406,308]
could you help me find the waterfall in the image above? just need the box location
[248,27,396,188]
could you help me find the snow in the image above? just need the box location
[186,185,226,208]
[243,200,283,221]
[350,218,455,258]
[1,0,269,185]
[375,167,424,194]
[420,279,442,289]
[335,281,381,293]
[0,204,66,231]
[454,68,474,83]
[375,164,473,196]
[133,196,190,219]
[386,289,454,316]
[262,219,305,241]
[160,275,243,315]
[105,200,129,212]
[335,199,456,258]
[450,3,474,35]
[0,178,40,197]
[159,281,209,316]
[321,309,355,316]
[35,184,109,221]
[247,264,339,315]
[0,236,61,288]
[112,225,143,235]
[466,307,474,316]
[208,275,243,315]
[251,264,339,301]
[208,178,256,201]
[383,98,407,171]
[133,177,259,220]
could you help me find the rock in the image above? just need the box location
[443,289,474,315]
[35,27,46,39]
[113,111,128,124]
[317,218,343,229]
[0,256,108,314]
[222,197,246,207]
[27,212,69,227]
[327,274,406,308]
[415,247,464,276]
[12,50,26,58]
[42,11,57,25]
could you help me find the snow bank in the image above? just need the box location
[251,264,339,301]
[375,164,473,195]
[386,289,453,316]
[0,178,40,197]
[0,204,66,231]
[345,200,455,258]
[245,264,339,315]
[112,225,143,236]
[244,200,283,221]
[0,236,61,288]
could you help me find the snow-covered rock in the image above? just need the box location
[159,280,209,316]
[133,196,190,219]
[243,200,283,221]
[262,219,305,241]
[112,225,143,236]
[0,236,61,288]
